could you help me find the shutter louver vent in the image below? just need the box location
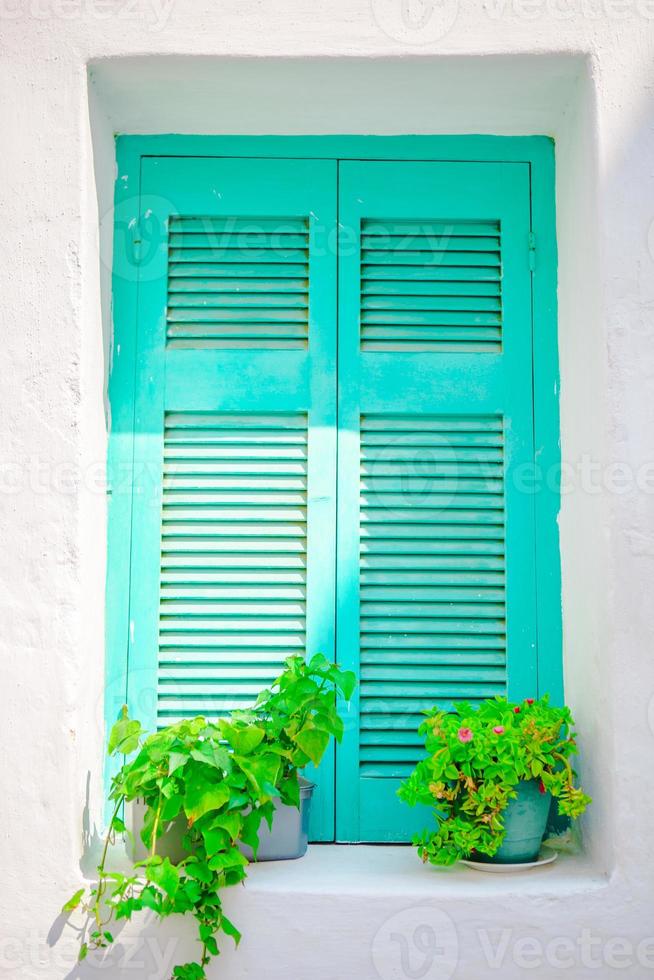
[359,414,507,777]
[167,217,310,349]
[157,412,308,725]
[360,220,502,352]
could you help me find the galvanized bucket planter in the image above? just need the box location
[129,779,315,864]
[239,779,314,862]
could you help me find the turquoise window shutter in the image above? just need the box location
[335,161,537,842]
[109,142,557,845]
[126,158,338,841]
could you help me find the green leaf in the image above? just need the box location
[211,811,242,841]
[292,725,329,766]
[78,943,88,962]
[111,815,127,835]
[173,964,205,980]
[190,742,231,772]
[184,859,213,884]
[201,826,230,856]
[237,754,281,797]
[208,848,248,872]
[108,716,143,756]
[183,771,230,822]
[240,809,264,857]
[278,774,300,808]
[231,725,265,756]
[61,888,85,913]
[103,932,114,943]
[146,856,180,899]
[169,750,189,775]
[337,670,357,701]
[161,794,182,822]
[221,913,242,946]
[313,708,344,742]
[183,877,202,903]
[307,653,329,672]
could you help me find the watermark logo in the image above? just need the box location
[100,194,174,283]
[372,906,459,980]
[370,0,460,44]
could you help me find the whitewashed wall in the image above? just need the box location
[0,4,654,978]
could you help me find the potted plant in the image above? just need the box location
[61,654,355,979]
[398,696,591,868]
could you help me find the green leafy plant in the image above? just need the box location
[62,654,355,979]
[398,695,591,866]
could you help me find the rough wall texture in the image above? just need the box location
[0,3,653,978]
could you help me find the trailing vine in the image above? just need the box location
[62,654,355,979]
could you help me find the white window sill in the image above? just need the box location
[98,840,606,901]
[91,842,611,979]
[243,844,608,899]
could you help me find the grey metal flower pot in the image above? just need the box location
[129,779,315,865]
[128,799,187,865]
[239,779,315,862]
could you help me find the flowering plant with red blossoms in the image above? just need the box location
[398,696,591,866]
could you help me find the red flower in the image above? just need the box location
[493,725,505,735]
[526,698,534,705]
[514,706,521,714]
[457,727,473,744]
[539,781,546,794]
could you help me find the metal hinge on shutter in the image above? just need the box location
[131,219,142,265]
[528,232,536,272]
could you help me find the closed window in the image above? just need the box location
[107,142,560,843]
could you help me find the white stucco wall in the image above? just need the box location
[1,4,654,978]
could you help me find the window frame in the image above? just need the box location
[104,135,561,797]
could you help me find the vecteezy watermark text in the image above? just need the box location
[0,0,174,31]
[370,0,654,46]
[0,932,181,976]
[479,928,654,971]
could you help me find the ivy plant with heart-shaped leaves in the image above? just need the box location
[61,654,355,979]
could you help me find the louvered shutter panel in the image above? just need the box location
[336,161,537,842]
[360,220,502,352]
[159,412,309,720]
[166,216,310,349]
[126,158,337,840]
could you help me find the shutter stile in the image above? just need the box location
[336,161,535,839]
[358,414,507,778]
[157,412,308,725]
[129,157,337,838]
